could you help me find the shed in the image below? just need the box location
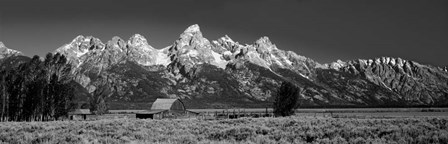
[68,109,92,120]
[136,98,198,119]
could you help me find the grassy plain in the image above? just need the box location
[1,116,447,144]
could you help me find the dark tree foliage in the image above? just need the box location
[0,53,76,121]
[273,81,300,117]
[90,79,112,115]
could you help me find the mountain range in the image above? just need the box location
[1,24,447,109]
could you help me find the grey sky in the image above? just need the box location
[0,0,447,66]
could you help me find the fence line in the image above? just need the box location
[197,108,275,120]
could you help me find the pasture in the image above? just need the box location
[72,108,448,121]
[1,114,448,143]
[189,108,448,119]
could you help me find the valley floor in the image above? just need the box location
[1,116,447,144]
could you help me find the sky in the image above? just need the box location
[0,0,447,66]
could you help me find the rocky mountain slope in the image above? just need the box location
[0,42,22,58]
[324,58,448,106]
[1,24,447,109]
[0,42,23,62]
[0,42,29,70]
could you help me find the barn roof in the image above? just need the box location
[151,98,184,110]
[68,109,91,115]
[136,110,167,114]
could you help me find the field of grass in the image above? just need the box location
[190,108,448,119]
[189,108,448,113]
[1,116,447,144]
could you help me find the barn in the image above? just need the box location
[68,109,92,120]
[136,98,198,119]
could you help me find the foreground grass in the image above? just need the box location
[0,116,447,144]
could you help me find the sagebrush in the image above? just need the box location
[0,116,447,143]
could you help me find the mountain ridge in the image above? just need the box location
[1,24,447,108]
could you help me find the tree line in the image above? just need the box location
[0,53,75,121]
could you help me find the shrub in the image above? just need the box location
[0,116,446,143]
[209,126,255,141]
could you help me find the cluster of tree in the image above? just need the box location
[0,53,75,121]
[90,80,111,115]
[273,81,300,117]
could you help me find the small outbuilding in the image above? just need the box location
[68,109,92,120]
[136,98,198,119]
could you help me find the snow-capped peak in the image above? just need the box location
[213,35,237,46]
[221,35,235,43]
[0,42,5,48]
[184,24,201,34]
[54,35,105,64]
[128,34,149,47]
[0,42,23,59]
[174,24,211,51]
[256,36,272,45]
[111,36,124,43]
[329,60,347,70]
[107,36,127,50]
[255,36,277,51]
[70,35,86,45]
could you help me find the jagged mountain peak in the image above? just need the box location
[371,57,405,65]
[212,35,242,54]
[127,34,157,51]
[56,34,171,68]
[0,41,5,48]
[256,36,271,44]
[356,57,416,70]
[219,35,237,45]
[109,36,125,44]
[222,35,234,42]
[172,24,211,51]
[106,36,127,50]
[183,24,201,34]
[179,24,205,41]
[66,35,104,48]
[71,35,85,43]
[128,34,149,47]
[213,35,238,46]
[32,24,448,109]
[53,26,319,81]
[0,41,23,59]
[176,24,206,47]
[324,56,448,106]
[255,36,277,51]
[55,35,104,62]
[69,35,101,46]
[326,57,414,70]
[325,59,347,70]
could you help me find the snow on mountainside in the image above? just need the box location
[55,24,317,79]
[50,24,325,108]
[166,24,217,78]
[322,57,448,106]
[48,24,448,108]
[212,35,319,79]
[55,34,171,67]
[127,34,171,66]
[0,42,29,72]
[0,42,23,59]
[2,24,447,109]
